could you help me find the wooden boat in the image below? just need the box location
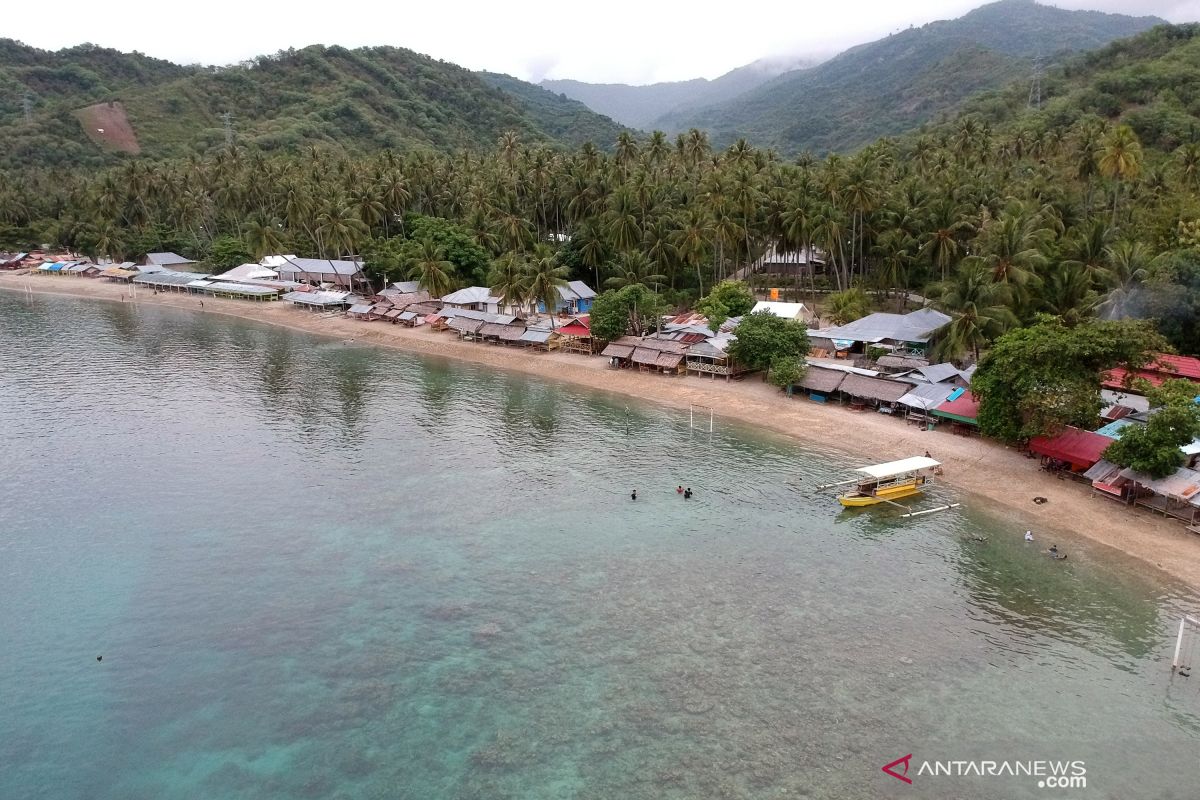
[836,456,940,508]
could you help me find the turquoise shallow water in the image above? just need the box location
[2,292,1200,800]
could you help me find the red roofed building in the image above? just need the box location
[557,315,593,354]
[1028,426,1115,472]
[931,390,981,427]
[1103,354,1200,393]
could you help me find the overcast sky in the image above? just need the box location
[6,0,1198,84]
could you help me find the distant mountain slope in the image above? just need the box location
[940,23,1200,152]
[0,43,629,168]
[477,72,629,145]
[541,55,818,129]
[657,0,1165,154]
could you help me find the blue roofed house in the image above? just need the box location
[537,281,597,315]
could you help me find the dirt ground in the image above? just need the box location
[73,101,140,155]
[6,271,1200,590]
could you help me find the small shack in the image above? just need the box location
[798,366,846,402]
[556,315,593,354]
[931,389,980,433]
[1027,426,1115,472]
[837,373,912,412]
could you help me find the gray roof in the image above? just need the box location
[896,383,956,410]
[442,286,501,305]
[348,303,374,314]
[820,308,951,344]
[133,269,212,286]
[520,329,553,344]
[914,363,964,384]
[278,257,363,277]
[556,280,597,302]
[283,290,352,306]
[390,280,421,292]
[145,252,195,266]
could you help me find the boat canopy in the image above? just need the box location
[854,456,940,479]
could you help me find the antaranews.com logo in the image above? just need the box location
[883,754,1087,790]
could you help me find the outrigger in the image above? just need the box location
[817,456,961,517]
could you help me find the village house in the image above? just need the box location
[275,257,366,291]
[749,300,816,325]
[818,308,951,357]
[143,252,199,270]
[538,281,597,315]
[441,286,504,314]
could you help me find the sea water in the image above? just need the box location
[1,292,1198,800]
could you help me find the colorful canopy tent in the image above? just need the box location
[931,390,980,426]
[1028,426,1115,471]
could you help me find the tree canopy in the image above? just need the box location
[727,311,811,376]
[696,280,755,331]
[1104,380,1200,478]
[971,318,1169,442]
[588,285,666,343]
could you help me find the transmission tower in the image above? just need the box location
[220,111,234,146]
[1028,56,1042,109]
[22,91,33,122]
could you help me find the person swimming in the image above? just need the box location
[677,486,684,494]
[631,489,637,501]
[684,487,692,499]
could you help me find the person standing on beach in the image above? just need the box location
[1025,530,1034,542]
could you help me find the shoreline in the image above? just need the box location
[6,272,1200,590]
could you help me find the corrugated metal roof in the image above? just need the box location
[283,290,351,305]
[520,329,553,344]
[1121,466,1200,505]
[897,383,955,410]
[820,308,951,344]
[145,252,195,266]
[442,286,500,305]
[134,269,213,286]
[348,304,374,314]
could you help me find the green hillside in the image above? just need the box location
[938,23,1200,152]
[657,0,1164,154]
[0,43,627,167]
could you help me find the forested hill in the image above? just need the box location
[0,42,628,168]
[656,0,1164,155]
[932,24,1200,154]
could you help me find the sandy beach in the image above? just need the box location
[6,270,1200,589]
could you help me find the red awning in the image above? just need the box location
[557,322,591,337]
[932,391,980,424]
[1028,426,1114,471]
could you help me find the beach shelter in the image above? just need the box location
[931,389,980,426]
[1028,426,1115,471]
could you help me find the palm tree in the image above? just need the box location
[489,252,528,312]
[243,218,284,260]
[673,206,713,297]
[1039,261,1100,326]
[604,251,667,293]
[1097,124,1143,226]
[928,264,1018,364]
[1099,240,1152,319]
[407,240,457,298]
[920,198,973,281]
[523,244,569,326]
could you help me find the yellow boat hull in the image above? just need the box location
[838,482,925,507]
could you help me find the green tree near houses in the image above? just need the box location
[1104,380,1200,479]
[588,285,667,343]
[970,318,1169,443]
[696,280,755,332]
[727,310,811,380]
